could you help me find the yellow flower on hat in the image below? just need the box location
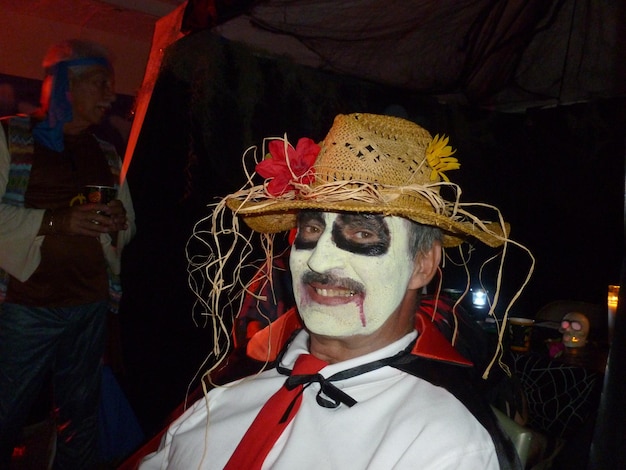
[426,134,460,182]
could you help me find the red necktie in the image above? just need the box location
[224,353,328,470]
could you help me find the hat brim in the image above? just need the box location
[226,198,508,248]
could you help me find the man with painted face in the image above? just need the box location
[0,39,135,468]
[290,212,439,355]
[139,113,523,469]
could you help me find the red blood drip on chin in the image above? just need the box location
[355,295,366,327]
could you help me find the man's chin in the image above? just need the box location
[300,309,371,338]
[305,325,362,339]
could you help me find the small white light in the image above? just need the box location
[472,289,488,308]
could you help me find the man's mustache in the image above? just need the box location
[302,271,365,294]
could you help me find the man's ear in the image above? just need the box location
[407,240,442,290]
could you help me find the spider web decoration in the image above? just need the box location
[511,352,602,438]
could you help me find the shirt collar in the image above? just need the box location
[246,307,472,367]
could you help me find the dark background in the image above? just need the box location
[118,32,623,435]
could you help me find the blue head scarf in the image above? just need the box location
[33,56,111,152]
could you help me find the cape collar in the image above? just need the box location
[246,307,472,367]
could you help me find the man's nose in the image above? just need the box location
[103,80,116,102]
[306,230,344,273]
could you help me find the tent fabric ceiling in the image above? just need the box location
[0,0,622,109]
[180,0,625,111]
[0,0,185,95]
[3,0,163,43]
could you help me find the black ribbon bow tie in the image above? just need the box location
[284,372,357,409]
[277,345,412,411]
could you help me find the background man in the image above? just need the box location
[140,113,523,469]
[0,39,135,468]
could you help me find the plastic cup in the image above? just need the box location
[84,185,117,205]
[508,317,534,353]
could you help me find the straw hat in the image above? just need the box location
[226,113,508,248]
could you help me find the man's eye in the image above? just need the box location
[299,224,320,237]
[298,223,324,241]
[332,214,390,256]
[347,229,378,243]
[294,222,323,249]
[354,231,372,239]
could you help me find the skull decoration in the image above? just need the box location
[559,312,590,348]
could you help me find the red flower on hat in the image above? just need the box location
[256,137,319,196]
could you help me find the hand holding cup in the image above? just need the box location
[43,185,126,237]
[84,185,128,232]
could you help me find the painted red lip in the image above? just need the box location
[304,282,362,306]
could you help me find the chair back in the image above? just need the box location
[491,406,533,468]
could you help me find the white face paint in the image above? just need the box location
[289,212,416,337]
